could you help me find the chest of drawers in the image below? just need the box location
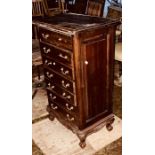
[35,13,119,148]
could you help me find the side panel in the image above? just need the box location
[80,29,115,127]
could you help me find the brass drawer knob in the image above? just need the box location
[47,83,55,89]
[49,93,56,100]
[59,53,68,60]
[51,85,55,89]
[46,72,54,78]
[43,47,51,54]
[61,80,70,88]
[52,62,56,66]
[66,114,74,121]
[62,92,66,97]
[45,60,56,66]
[62,93,71,100]
[85,61,88,65]
[60,67,69,75]
[42,33,49,39]
[66,103,74,111]
[47,83,51,87]
[45,60,52,66]
[67,95,71,99]
[58,38,62,41]
[51,103,58,110]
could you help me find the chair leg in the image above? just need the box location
[114,61,122,87]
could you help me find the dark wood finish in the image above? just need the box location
[85,0,106,17]
[106,5,122,20]
[42,56,74,80]
[40,42,73,66]
[39,28,73,50]
[35,13,119,148]
[32,0,47,17]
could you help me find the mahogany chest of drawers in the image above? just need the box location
[35,13,119,148]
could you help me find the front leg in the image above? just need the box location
[106,117,115,131]
[48,114,55,121]
[77,133,86,148]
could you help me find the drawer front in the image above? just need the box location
[40,43,72,66]
[46,78,75,104]
[49,100,78,125]
[44,68,74,93]
[39,28,73,50]
[47,90,78,116]
[42,56,73,80]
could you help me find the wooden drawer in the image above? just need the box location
[39,28,73,50]
[47,90,78,116]
[49,100,78,125]
[40,43,72,66]
[46,81,75,104]
[44,68,75,93]
[42,56,74,80]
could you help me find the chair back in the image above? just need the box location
[32,0,49,17]
[85,0,106,17]
[106,5,122,20]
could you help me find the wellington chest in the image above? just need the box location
[36,13,119,148]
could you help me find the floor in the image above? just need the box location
[32,40,122,155]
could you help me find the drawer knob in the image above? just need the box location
[51,85,55,89]
[47,83,55,89]
[62,92,66,97]
[52,62,56,66]
[58,38,62,41]
[47,83,51,87]
[45,60,56,66]
[49,93,56,100]
[60,68,69,75]
[66,103,74,111]
[85,61,88,65]
[45,60,52,66]
[59,53,68,60]
[66,114,74,121]
[46,72,54,78]
[42,33,49,39]
[62,93,71,100]
[43,47,51,54]
[51,103,58,110]
[61,80,70,88]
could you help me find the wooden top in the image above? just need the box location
[33,13,120,35]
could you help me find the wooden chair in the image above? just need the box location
[114,42,122,87]
[85,0,106,17]
[32,0,48,17]
[106,5,122,86]
[32,0,63,17]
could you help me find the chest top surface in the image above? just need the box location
[33,13,119,35]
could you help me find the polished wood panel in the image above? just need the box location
[85,0,106,17]
[82,36,109,124]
